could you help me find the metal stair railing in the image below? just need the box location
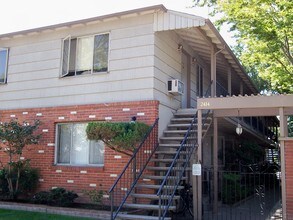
[157,81,214,219]
[109,118,159,220]
[157,111,198,219]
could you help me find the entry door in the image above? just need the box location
[181,52,191,108]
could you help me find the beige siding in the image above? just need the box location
[154,31,182,111]
[0,15,156,110]
[190,63,197,108]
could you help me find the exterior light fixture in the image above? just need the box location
[236,123,243,135]
[192,57,197,65]
[236,109,242,135]
[177,44,183,52]
[130,116,137,123]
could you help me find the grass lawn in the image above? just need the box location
[0,209,93,220]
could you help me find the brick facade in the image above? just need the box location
[285,139,293,218]
[0,100,159,202]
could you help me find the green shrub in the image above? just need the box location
[83,189,105,205]
[222,173,251,204]
[32,188,78,207]
[31,191,50,205]
[0,119,41,199]
[86,121,150,156]
[0,164,39,199]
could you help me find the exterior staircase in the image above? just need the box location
[114,109,212,220]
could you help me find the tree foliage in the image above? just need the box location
[86,122,150,156]
[0,120,41,199]
[194,0,293,93]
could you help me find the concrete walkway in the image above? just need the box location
[0,201,111,219]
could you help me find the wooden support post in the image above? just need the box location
[213,117,218,213]
[228,68,231,96]
[279,107,287,220]
[211,47,216,97]
[193,109,202,220]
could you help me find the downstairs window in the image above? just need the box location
[56,123,105,166]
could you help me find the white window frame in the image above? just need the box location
[54,122,105,167]
[0,48,9,84]
[60,32,110,77]
[61,35,71,77]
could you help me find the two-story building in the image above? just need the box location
[0,5,280,219]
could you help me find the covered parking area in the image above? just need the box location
[195,94,293,220]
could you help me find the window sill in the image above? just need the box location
[54,164,104,168]
[59,71,109,79]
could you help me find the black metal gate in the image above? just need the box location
[202,169,282,220]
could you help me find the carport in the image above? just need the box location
[195,94,293,220]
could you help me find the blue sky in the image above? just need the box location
[1,0,235,46]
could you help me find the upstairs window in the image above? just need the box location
[61,33,109,77]
[0,48,8,84]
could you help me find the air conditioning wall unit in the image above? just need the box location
[168,79,184,95]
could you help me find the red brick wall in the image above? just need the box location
[285,140,293,218]
[0,100,159,202]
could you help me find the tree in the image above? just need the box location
[0,120,41,199]
[194,0,293,93]
[86,121,150,157]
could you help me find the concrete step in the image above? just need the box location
[135,184,184,190]
[146,166,191,171]
[160,136,185,141]
[150,158,186,163]
[142,174,187,180]
[116,213,171,220]
[131,193,180,200]
[163,130,197,134]
[160,136,197,141]
[159,143,182,148]
[176,108,197,114]
[168,123,192,128]
[155,150,191,155]
[171,117,194,122]
[123,203,176,211]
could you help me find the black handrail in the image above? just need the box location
[109,118,159,220]
[216,81,229,97]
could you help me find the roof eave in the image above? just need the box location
[0,4,167,39]
[204,19,258,94]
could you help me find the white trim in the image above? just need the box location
[60,35,71,77]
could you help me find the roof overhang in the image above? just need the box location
[153,10,258,94]
[0,4,167,40]
[197,94,293,117]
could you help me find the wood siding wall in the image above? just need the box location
[0,14,156,110]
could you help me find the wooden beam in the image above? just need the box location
[198,94,293,112]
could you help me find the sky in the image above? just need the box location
[0,0,235,46]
